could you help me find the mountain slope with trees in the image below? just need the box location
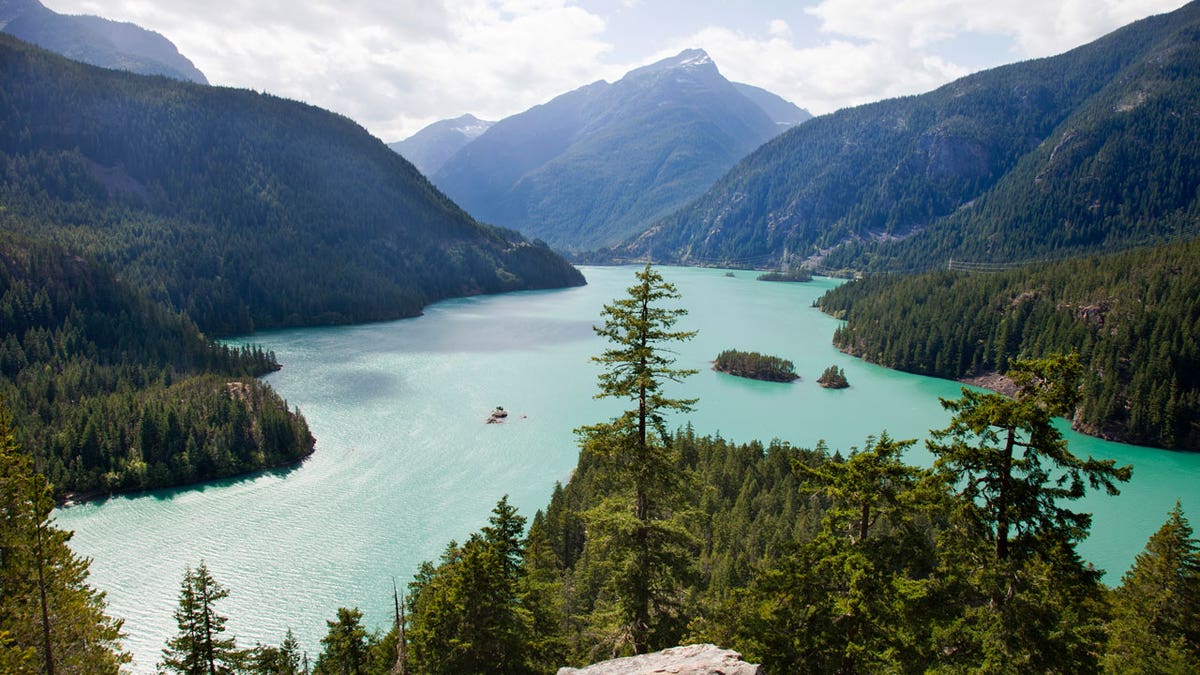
[432,49,803,252]
[617,1,1200,271]
[0,0,206,82]
[0,33,584,336]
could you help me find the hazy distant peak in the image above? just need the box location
[390,114,496,176]
[731,82,813,128]
[0,0,206,83]
[448,114,493,140]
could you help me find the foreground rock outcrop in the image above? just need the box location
[557,644,762,675]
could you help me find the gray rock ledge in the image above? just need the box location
[557,643,762,675]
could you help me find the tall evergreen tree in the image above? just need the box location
[927,354,1131,670]
[575,263,699,655]
[314,608,371,675]
[160,562,238,675]
[0,403,128,674]
[929,354,1131,565]
[1104,502,1200,673]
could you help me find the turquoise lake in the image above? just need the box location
[55,265,1200,671]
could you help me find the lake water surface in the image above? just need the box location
[55,266,1200,671]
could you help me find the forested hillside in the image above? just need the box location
[818,239,1200,449]
[0,33,583,336]
[0,232,313,497]
[616,1,1200,271]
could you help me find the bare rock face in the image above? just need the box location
[557,644,762,675]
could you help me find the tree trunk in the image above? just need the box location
[202,582,216,675]
[392,582,408,675]
[634,486,650,654]
[995,429,1015,563]
[35,522,55,675]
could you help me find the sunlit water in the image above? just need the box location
[55,266,1200,671]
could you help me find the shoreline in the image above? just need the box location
[57,445,315,508]
[955,371,1018,397]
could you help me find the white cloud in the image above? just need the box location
[652,0,1185,115]
[807,0,1185,56]
[38,0,1189,138]
[43,0,617,140]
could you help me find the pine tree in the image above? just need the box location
[280,630,303,675]
[929,353,1131,565]
[799,431,926,546]
[575,263,699,655]
[1104,502,1200,673]
[248,629,302,674]
[160,562,238,674]
[405,498,543,674]
[0,403,128,674]
[314,607,370,675]
[927,354,1130,670]
[732,433,936,672]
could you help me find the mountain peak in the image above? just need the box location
[448,114,493,140]
[626,48,717,79]
[390,114,496,176]
[673,48,713,67]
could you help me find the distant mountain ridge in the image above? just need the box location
[390,114,495,176]
[426,49,811,251]
[0,33,582,336]
[732,82,812,128]
[0,0,206,82]
[616,1,1200,271]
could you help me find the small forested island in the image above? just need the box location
[757,269,813,282]
[817,364,850,388]
[714,349,799,382]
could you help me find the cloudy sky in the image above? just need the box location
[43,0,1186,142]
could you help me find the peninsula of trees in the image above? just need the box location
[817,239,1200,450]
[0,234,314,498]
[713,350,798,382]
